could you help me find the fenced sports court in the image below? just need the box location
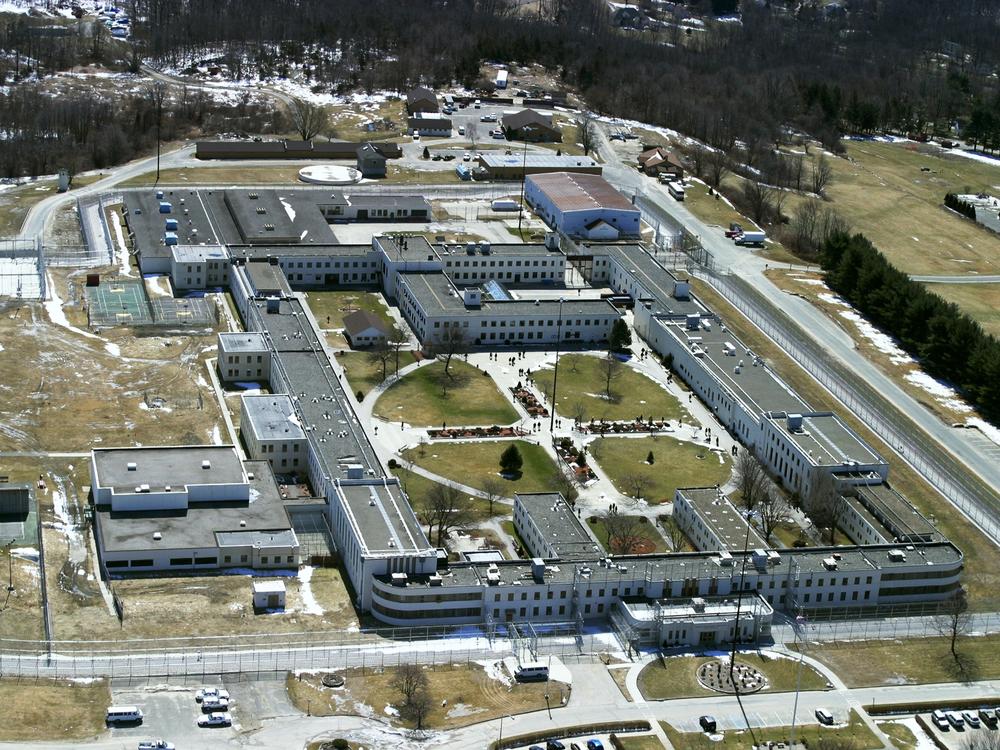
[87,279,216,328]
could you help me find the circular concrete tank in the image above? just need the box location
[298,165,362,185]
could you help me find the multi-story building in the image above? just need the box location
[217,332,271,383]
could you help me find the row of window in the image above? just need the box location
[445,259,559,268]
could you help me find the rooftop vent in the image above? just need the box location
[888,549,906,562]
[152,532,162,541]
[240,519,247,527]
[202,460,212,469]
[126,462,137,471]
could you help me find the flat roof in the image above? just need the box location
[659,319,809,418]
[399,272,468,313]
[224,189,334,245]
[219,331,267,353]
[340,481,430,555]
[516,492,601,559]
[378,234,436,262]
[601,245,703,316]
[437,242,565,258]
[246,262,293,297]
[678,487,767,551]
[228,244,373,260]
[479,153,599,170]
[93,446,245,494]
[766,412,882,467]
[855,483,938,541]
[125,189,220,260]
[96,461,292,552]
[527,172,637,213]
[171,245,228,263]
[241,395,306,442]
[623,594,771,621]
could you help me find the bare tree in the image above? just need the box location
[467,121,478,152]
[569,398,588,423]
[934,588,971,661]
[600,353,623,401]
[481,475,505,516]
[390,663,428,706]
[419,483,474,545]
[388,327,408,378]
[431,325,469,378]
[961,731,1000,750]
[705,148,731,189]
[549,468,579,504]
[434,363,470,398]
[742,180,777,225]
[289,98,327,141]
[405,685,433,730]
[661,513,689,552]
[622,471,649,501]
[602,508,644,555]
[578,114,597,156]
[735,452,769,511]
[366,341,394,383]
[804,473,846,545]
[757,489,791,542]
[810,154,834,196]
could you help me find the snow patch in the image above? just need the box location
[476,659,512,686]
[210,424,223,445]
[904,371,972,413]
[838,309,914,365]
[298,565,325,615]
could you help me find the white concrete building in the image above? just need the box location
[170,245,230,291]
[525,172,641,238]
[239,394,308,472]
[217,332,271,383]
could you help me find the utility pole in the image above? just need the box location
[6,538,14,592]
[549,297,564,433]
[517,126,533,238]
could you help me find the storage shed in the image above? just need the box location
[252,580,286,611]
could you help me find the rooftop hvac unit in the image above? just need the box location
[823,556,838,570]
[787,414,803,431]
[391,572,408,587]
[888,549,906,562]
[153,532,162,541]
[429,575,443,586]
[126,462,137,471]
[486,571,501,585]
[202,460,212,469]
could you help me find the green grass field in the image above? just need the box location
[638,653,828,701]
[338,350,418,392]
[533,354,688,423]
[587,515,667,554]
[401,439,559,494]
[304,290,397,334]
[374,359,518,426]
[616,736,665,750]
[589,436,731,504]
[929,282,1000,338]
[794,634,1000,687]
[660,710,879,750]
[119,165,306,186]
[393,466,494,520]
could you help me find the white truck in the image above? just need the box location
[491,199,520,212]
[495,69,508,89]
[735,230,766,247]
[666,181,685,201]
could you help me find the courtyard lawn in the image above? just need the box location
[401,439,559,494]
[303,290,398,334]
[392,466,493,520]
[638,654,828,701]
[589,436,732,504]
[588,515,668,555]
[337,350,418,393]
[533,354,688,423]
[374,359,518,427]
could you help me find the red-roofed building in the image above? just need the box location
[525,172,641,238]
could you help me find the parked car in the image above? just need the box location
[480,114,497,122]
[546,741,566,750]
[963,711,981,728]
[137,741,174,750]
[978,708,998,727]
[947,711,965,729]
[201,696,230,712]
[463,152,471,161]
[933,714,951,731]
[586,740,605,750]
[197,712,232,728]
[699,716,718,732]
[724,222,743,238]
[815,708,834,725]
[195,687,230,703]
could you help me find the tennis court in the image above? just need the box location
[86,280,153,326]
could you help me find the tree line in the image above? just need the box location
[944,192,979,220]
[821,232,1000,423]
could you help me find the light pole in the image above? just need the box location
[517,126,534,237]
[549,297,564,433]
[789,614,807,747]
[498,714,512,745]
[6,538,14,592]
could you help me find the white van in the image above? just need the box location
[106,705,143,725]
[514,662,549,682]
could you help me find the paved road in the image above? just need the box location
[589,122,1000,542]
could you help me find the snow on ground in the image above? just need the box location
[948,148,1000,168]
[209,424,223,444]
[110,212,133,277]
[967,417,1000,446]
[11,547,39,562]
[888,718,938,750]
[904,371,972,413]
[49,482,82,546]
[44,272,119,356]
[837,309,914,366]
[476,659,512,686]
[144,274,172,297]
[297,565,325,615]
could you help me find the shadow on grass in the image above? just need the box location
[945,650,982,683]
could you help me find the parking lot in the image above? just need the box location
[508,731,629,750]
[920,708,1000,749]
[107,680,241,747]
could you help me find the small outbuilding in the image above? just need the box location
[356,142,388,179]
[252,579,286,612]
[406,86,439,115]
[343,309,391,348]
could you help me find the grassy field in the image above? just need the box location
[587,515,667,554]
[119,165,307,186]
[637,653,828,701]
[287,663,567,730]
[337,350,418,392]
[0,678,110,742]
[794,634,1000,687]
[616,735,666,750]
[386,165,461,184]
[393,466,494,521]
[401,439,560,494]
[532,354,689,423]
[373,360,518,426]
[660,710,880,750]
[304,290,397,336]
[690,278,1000,611]
[0,173,105,234]
[878,721,918,750]
[930,282,1000,338]
[589,436,732,504]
